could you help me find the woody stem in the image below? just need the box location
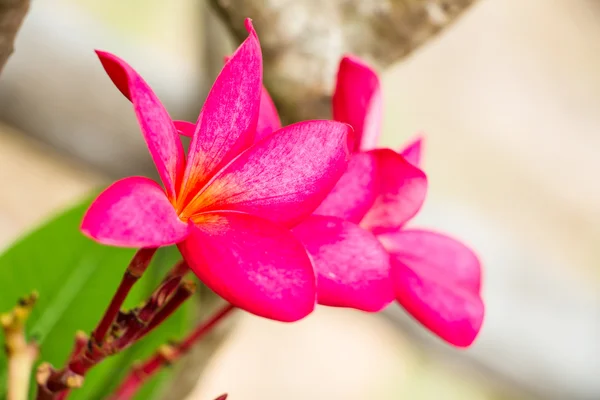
[109,303,236,400]
[91,248,157,344]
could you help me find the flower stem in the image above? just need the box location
[92,248,157,344]
[134,280,196,341]
[1,292,39,400]
[113,278,195,350]
[109,303,236,400]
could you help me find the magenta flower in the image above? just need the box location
[81,21,353,322]
[249,56,484,347]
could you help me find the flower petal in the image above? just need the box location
[174,120,195,137]
[400,136,424,167]
[359,149,427,233]
[293,216,394,312]
[179,212,316,322]
[95,51,184,200]
[378,229,482,291]
[179,20,262,205]
[313,152,378,223]
[255,86,282,143]
[379,229,483,347]
[333,55,382,152]
[183,120,351,227]
[81,177,191,248]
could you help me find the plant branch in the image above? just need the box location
[92,248,157,345]
[0,0,30,73]
[1,292,39,400]
[109,303,236,400]
[208,0,478,123]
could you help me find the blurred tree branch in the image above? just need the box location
[208,0,478,123]
[0,0,29,73]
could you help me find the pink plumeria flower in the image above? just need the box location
[81,20,353,323]
[238,55,484,347]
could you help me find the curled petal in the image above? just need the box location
[179,212,316,322]
[255,86,282,143]
[293,216,394,312]
[179,19,262,205]
[174,120,195,137]
[81,177,191,248]
[333,55,382,152]
[184,120,351,227]
[313,152,378,223]
[95,51,184,200]
[400,135,424,167]
[360,149,427,233]
[380,229,483,347]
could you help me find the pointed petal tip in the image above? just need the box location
[244,18,259,43]
[400,135,425,167]
[340,54,373,70]
[334,54,381,152]
[244,18,254,33]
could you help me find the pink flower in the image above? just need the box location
[80,20,353,323]
[248,56,484,347]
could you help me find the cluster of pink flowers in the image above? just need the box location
[82,20,483,347]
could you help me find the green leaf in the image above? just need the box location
[0,197,193,399]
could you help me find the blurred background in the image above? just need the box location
[0,0,599,399]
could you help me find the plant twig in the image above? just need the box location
[92,248,157,345]
[109,303,236,400]
[0,0,30,73]
[112,260,190,349]
[1,292,39,400]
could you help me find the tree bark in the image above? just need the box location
[208,0,478,123]
[0,0,29,73]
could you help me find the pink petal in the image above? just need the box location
[333,55,382,152]
[400,135,424,167]
[81,177,191,248]
[179,20,262,205]
[255,86,282,143]
[313,152,378,223]
[179,212,316,322]
[359,149,428,233]
[174,120,195,137]
[183,120,351,227]
[293,216,394,312]
[378,229,482,291]
[379,229,483,347]
[95,51,184,200]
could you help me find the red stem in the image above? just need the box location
[92,248,156,344]
[134,281,196,341]
[109,303,236,400]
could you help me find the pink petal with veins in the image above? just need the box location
[360,149,428,233]
[180,19,262,204]
[184,120,351,227]
[293,215,394,312]
[180,212,316,322]
[255,86,282,143]
[314,152,378,223]
[96,51,185,200]
[379,229,483,347]
[81,176,190,248]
